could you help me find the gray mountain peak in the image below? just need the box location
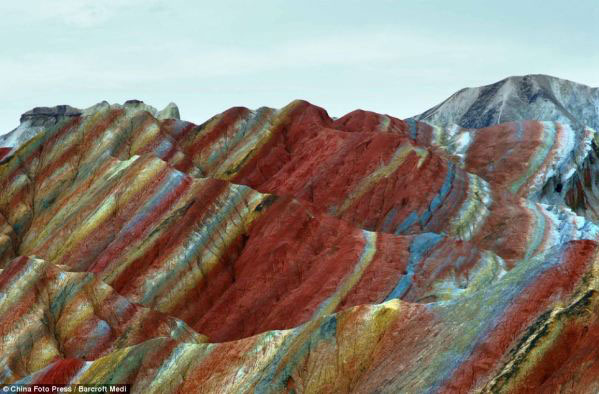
[412,74,599,130]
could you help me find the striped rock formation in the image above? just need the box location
[14,240,599,393]
[408,116,599,226]
[2,82,599,392]
[0,138,508,343]
[0,256,205,382]
[410,74,599,225]
[2,100,594,265]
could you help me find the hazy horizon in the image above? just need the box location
[1,0,598,134]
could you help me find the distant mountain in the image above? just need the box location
[412,74,599,130]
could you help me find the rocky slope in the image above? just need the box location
[3,76,599,392]
[412,74,599,130]
[412,75,599,226]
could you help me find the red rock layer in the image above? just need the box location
[2,100,599,392]
[0,256,204,382]
[16,240,599,393]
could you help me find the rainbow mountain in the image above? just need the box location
[2,75,599,393]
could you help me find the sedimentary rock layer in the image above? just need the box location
[2,77,599,392]
[15,240,599,393]
[0,144,508,346]
[3,100,594,266]
[0,256,205,382]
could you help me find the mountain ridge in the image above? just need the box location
[3,76,599,391]
[412,74,599,130]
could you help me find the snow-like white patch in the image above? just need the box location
[0,121,43,148]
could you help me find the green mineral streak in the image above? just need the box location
[510,122,557,195]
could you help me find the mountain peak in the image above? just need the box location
[0,100,180,152]
[413,74,599,129]
[20,105,82,124]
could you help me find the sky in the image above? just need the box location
[1,0,598,134]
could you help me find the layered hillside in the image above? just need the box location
[412,75,599,226]
[3,76,599,392]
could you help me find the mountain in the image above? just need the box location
[410,75,599,226]
[413,74,599,130]
[2,85,599,392]
[0,101,179,161]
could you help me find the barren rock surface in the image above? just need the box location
[3,75,599,393]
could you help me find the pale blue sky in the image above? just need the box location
[1,0,598,134]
